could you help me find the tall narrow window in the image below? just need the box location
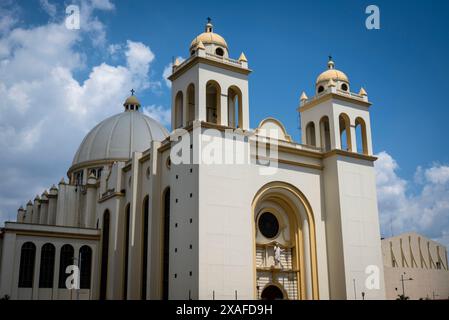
[206,81,220,124]
[18,242,36,288]
[187,84,195,126]
[100,210,110,300]
[79,246,92,289]
[58,244,74,288]
[227,86,242,128]
[305,122,316,146]
[141,196,149,300]
[175,91,184,128]
[39,243,55,288]
[339,114,352,152]
[320,116,331,151]
[355,117,368,155]
[123,204,130,300]
[162,188,171,300]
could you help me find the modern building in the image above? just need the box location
[382,232,449,300]
[0,21,385,300]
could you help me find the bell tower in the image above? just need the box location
[168,19,251,130]
[297,57,385,300]
[298,57,373,155]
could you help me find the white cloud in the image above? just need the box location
[375,151,449,247]
[39,0,57,17]
[0,1,19,35]
[424,166,449,184]
[108,43,122,57]
[0,2,163,223]
[125,40,155,89]
[89,0,115,10]
[162,57,184,88]
[142,105,171,126]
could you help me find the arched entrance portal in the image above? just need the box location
[252,182,319,300]
[261,285,285,300]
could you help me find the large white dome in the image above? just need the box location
[71,103,169,168]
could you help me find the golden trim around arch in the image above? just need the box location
[251,181,319,300]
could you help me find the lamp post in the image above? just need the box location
[400,272,413,298]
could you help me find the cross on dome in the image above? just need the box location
[123,90,141,111]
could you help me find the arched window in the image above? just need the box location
[305,122,316,146]
[341,83,348,91]
[100,210,110,300]
[18,242,36,288]
[187,84,195,126]
[162,187,171,300]
[39,243,55,288]
[319,116,331,152]
[339,114,352,152]
[355,117,368,155]
[141,196,150,300]
[228,86,243,128]
[206,81,221,124]
[79,246,92,289]
[123,204,130,299]
[175,91,184,129]
[215,47,224,56]
[317,86,324,93]
[58,244,74,288]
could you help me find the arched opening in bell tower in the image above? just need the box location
[206,81,221,124]
[339,113,352,152]
[355,117,368,155]
[175,91,184,129]
[186,84,195,126]
[227,86,242,128]
[319,116,331,152]
[305,122,316,147]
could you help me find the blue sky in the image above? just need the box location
[1,0,449,245]
[14,0,449,173]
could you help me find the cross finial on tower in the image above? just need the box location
[130,89,135,96]
[205,17,213,32]
[327,55,335,69]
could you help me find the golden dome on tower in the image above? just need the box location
[190,19,228,50]
[123,90,141,108]
[316,57,349,85]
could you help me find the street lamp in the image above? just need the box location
[400,272,413,298]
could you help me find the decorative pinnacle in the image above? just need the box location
[300,91,308,101]
[239,52,248,62]
[130,89,135,96]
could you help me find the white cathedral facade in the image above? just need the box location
[0,21,386,300]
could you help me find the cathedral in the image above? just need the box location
[0,21,386,300]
